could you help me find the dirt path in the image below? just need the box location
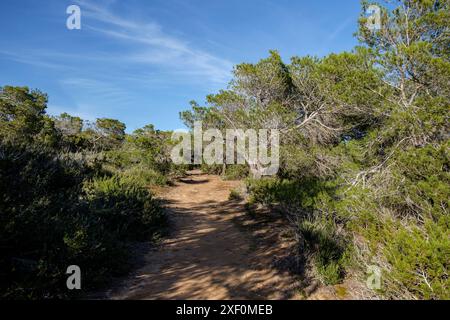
[103,171,300,300]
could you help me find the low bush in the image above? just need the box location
[338,186,450,299]
[298,220,348,285]
[120,166,168,187]
[229,188,243,201]
[199,163,223,175]
[0,142,166,299]
[84,175,166,241]
[246,176,348,285]
[223,165,249,180]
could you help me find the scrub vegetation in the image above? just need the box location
[1,0,448,299]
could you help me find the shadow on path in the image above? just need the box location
[102,171,301,300]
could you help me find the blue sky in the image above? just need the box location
[0,0,362,132]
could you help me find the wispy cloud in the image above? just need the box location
[327,17,354,41]
[0,50,67,69]
[1,0,233,86]
[60,77,133,103]
[76,0,233,84]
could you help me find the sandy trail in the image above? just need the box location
[104,171,299,300]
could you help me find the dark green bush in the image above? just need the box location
[0,142,166,299]
[298,220,348,285]
[223,165,249,180]
[338,184,450,299]
[199,163,223,175]
[246,177,336,209]
[246,176,348,285]
[84,175,166,241]
[120,167,168,187]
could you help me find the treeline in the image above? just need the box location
[181,0,449,299]
[0,86,176,298]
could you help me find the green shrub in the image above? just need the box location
[84,175,166,241]
[120,167,168,186]
[317,261,342,286]
[383,217,450,299]
[0,143,91,298]
[298,220,348,285]
[200,163,223,175]
[0,142,166,299]
[246,177,336,209]
[223,165,249,180]
[246,178,280,205]
[338,185,449,299]
[229,188,243,201]
[246,176,348,285]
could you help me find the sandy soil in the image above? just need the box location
[102,171,301,300]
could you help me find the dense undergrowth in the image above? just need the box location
[0,87,174,298]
